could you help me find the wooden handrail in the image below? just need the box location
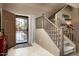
[43,15,60,30]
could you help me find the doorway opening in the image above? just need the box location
[16,15,28,44]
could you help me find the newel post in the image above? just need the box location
[60,27,64,56]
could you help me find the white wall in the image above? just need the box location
[71,8,79,24]
[71,8,79,52]
[35,29,60,56]
[29,15,36,45]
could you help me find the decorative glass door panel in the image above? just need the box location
[16,16,28,43]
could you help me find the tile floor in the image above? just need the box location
[7,43,53,56]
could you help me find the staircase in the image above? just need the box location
[36,14,76,56]
[64,35,75,55]
[48,4,67,23]
[48,4,76,55]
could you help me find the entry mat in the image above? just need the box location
[14,43,32,49]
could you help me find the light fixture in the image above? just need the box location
[65,19,72,25]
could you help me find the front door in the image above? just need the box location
[16,15,28,44]
[2,9,16,49]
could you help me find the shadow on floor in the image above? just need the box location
[14,43,32,49]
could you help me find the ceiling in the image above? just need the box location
[2,3,66,17]
[0,3,79,17]
[67,3,79,8]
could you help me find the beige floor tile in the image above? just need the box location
[7,43,53,56]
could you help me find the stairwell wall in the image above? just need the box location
[35,29,60,56]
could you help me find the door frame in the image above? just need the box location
[16,15,29,44]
